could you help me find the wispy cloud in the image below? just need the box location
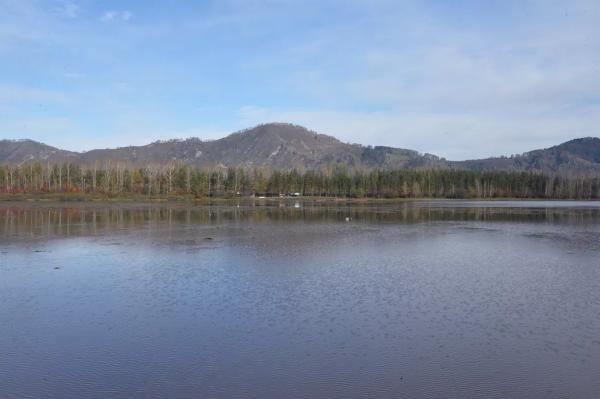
[0,117,76,141]
[1,1,598,158]
[0,85,69,104]
[58,126,232,152]
[63,72,86,79]
[63,2,79,18]
[101,10,132,22]
[236,105,600,161]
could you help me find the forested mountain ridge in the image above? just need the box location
[1,123,599,175]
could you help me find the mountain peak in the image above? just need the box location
[235,123,324,140]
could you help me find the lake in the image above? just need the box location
[1,200,600,398]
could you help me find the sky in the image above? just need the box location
[0,0,599,160]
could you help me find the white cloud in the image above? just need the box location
[226,1,600,159]
[101,10,132,22]
[1,1,598,159]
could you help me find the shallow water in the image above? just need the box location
[1,200,600,398]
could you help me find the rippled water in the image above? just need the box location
[1,200,600,398]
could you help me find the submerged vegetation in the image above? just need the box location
[1,162,599,199]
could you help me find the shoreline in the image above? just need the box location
[0,193,598,206]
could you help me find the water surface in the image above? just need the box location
[1,200,600,398]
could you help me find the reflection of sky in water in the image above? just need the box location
[1,201,600,398]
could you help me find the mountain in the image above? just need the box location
[454,137,600,175]
[1,123,599,174]
[80,123,357,169]
[77,123,446,169]
[0,139,78,164]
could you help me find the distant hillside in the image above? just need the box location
[80,123,362,169]
[1,123,599,175]
[3,123,443,170]
[0,139,78,164]
[78,124,447,170]
[453,137,600,175]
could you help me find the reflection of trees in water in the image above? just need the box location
[2,202,600,239]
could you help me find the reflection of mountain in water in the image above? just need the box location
[2,201,600,242]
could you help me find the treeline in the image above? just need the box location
[1,162,599,199]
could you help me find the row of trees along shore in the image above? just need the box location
[1,162,599,199]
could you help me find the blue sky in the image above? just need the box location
[1,0,599,160]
